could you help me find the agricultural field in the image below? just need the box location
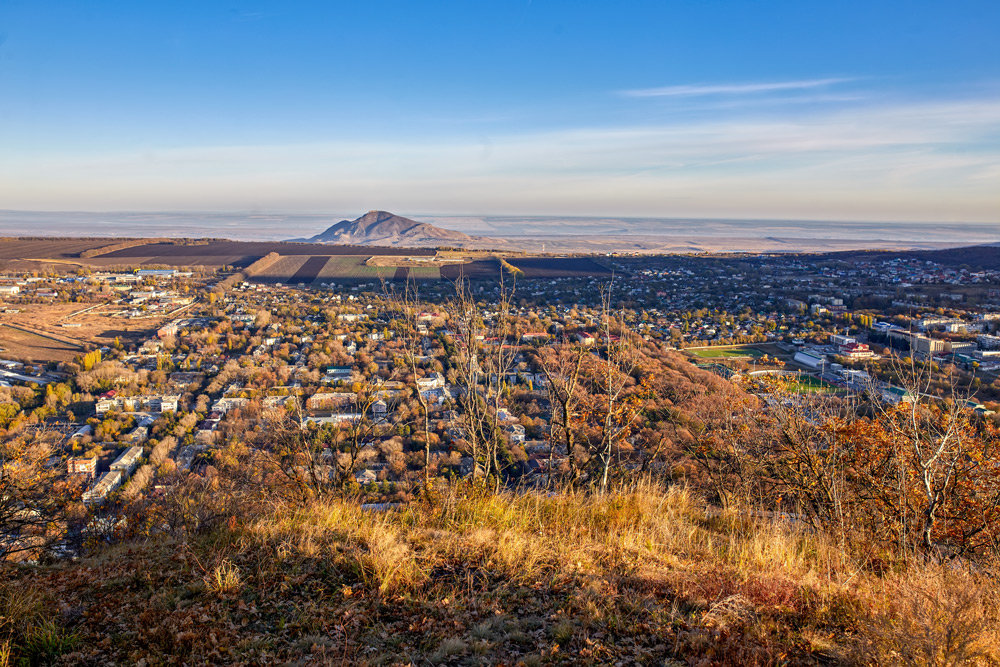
[99,241,434,259]
[0,237,632,283]
[315,256,388,282]
[508,256,613,278]
[249,255,309,284]
[440,259,503,280]
[403,265,441,280]
[688,345,765,359]
[0,238,112,260]
[289,256,330,284]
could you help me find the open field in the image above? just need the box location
[687,345,765,359]
[0,301,164,362]
[0,324,83,363]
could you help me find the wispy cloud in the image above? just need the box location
[0,98,997,221]
[621,77,855,98]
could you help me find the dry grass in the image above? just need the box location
[5,480,1000,663]
[238,481,1000,662]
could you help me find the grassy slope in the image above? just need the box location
[2,485,999,665]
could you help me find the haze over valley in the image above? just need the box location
[1,208,995,253]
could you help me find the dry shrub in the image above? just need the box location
[855,563,1000,666]
[703,594,756,630]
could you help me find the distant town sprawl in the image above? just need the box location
[4,242,1000,560]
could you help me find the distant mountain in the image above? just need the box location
[290,210,483,247]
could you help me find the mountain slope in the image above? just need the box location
[291,210,481,247]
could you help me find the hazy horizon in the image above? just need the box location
[1,209,997,249]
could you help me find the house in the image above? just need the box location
[110,446,144,476]
[829,334,856,346]
[211,397,249,414]
[82,470,123,505]
[416,372,445,391]
[882,386,916,405]
[324,366,355,383]
[125,427,149,444]
[303,413,363,426]
[152,394,180,412]
[157,321,180,338]
[355,469,378,484]
[263,395,294,409]
[67,457,97,479]
[839,342,876,359]
[306,392,355,410]
[505,423,526,443]
[420,386,453,405]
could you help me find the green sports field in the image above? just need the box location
[689,346,764,359]
[783,375,838,394]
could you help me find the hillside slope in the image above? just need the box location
[3,485,997,664]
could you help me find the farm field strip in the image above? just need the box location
[251,256,309,283]
[99,241,435,258]
[404,265,441,279]
[289,256,330,284]
[509,257,613,277]
[0,239,111,260]
[315,256,385,281]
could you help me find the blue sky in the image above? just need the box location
[1,1,998,222]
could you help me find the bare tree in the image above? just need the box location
[587,284,644,491]
[447,274,521,489]
[384,279,434,490]
[871,355,978,553]
[537,337,589,488]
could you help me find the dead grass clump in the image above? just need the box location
[0,580,44,635]
[204,559,242,596]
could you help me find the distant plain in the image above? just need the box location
[1,210,997,253]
